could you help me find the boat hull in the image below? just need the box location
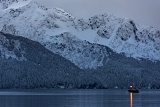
[128,89,139,93]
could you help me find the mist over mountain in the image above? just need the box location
[0,0,160,89]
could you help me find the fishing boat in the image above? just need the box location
[128,86,139,93]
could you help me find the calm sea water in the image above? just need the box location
[0,89,159,107]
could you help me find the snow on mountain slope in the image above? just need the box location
[74,14,160,61]
[0,32,26,60]
[0,0,160,69]
[0,32,85,89]
[0,1,109,69]
[0,0,31,10]
[44,32,109,69]
[0,1,75,39]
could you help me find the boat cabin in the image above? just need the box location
[128,85,139,93]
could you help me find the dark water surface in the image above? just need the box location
[0,89,159,107]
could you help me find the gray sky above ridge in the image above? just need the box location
[34,0,160,30]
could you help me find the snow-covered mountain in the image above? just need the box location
[0,32,85,88]
[1,0,160,89]
[0,0,160,69]
[1,32,160,89]
[0,0,31,10]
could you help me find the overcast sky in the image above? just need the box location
[34,0,160,30]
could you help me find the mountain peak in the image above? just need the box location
[0,0,31,10]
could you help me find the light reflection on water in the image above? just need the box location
[0,89,159,107]
[130,93,133,107]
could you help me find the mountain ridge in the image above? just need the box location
[0,0,160,69]
[0,0,31,10]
